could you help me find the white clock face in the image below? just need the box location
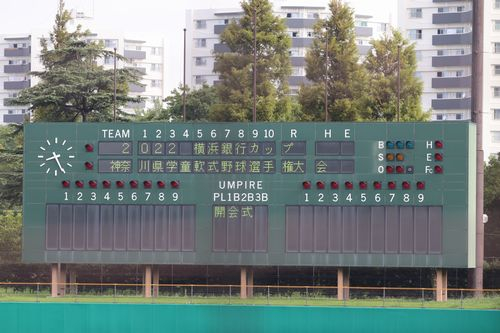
[38,137,75,176]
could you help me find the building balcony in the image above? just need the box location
[291,57,306,67]
[214,43,231,53]
[125,101,146,109]
[432,76,471,89]
[128,83,146,93]
[432,11,472,25]
[4,63,31,74]
[4,47,30,57]
[4,80,30,90]
[285,18,317,29]
[288,76,310,86]
[355,26,373,37]
[291,38,313,48]
[432,54,472,67]
[126,67,146,75]
[214,24,226,35]
[431,97,471,110]
[124,50,146,60]
[432,32,472,46]
[3,114,26,124]
[3,98,16,106]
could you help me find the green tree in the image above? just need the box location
[211,0,292,122]
[0,126,23,210]
[362,29,428,121]
[0,210,22,263]
[14,0,142,122]
[485,153,500,212]
[302,0,366,121]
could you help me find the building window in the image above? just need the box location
[492,131,500,143]
[307,12,319,19]
[495,43,500,53]
[289,31,299,38]
[409,8,422,18]
[150,63,162,71]
[493,109,500,119]
[195,57,207,66]
[455,113,463,120]
[151,80,162,88]
[195,20,207,29]
[494,65,500,75]
[104,56,113,65]
[495,20,500,31]
[494,87,500,97]
[151,47,162,56]
[195,75,206,85]
[286,12,299,18]
[195,39,207,48]
[11,43,27,48]
[496,0,500,9]
[436,114,444,120]
[408,29,422,40]
[104,39,117,48]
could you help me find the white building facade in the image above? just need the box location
[186,3,389,94]
[399,0,500,159]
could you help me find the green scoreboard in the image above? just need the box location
[23,122,476,268]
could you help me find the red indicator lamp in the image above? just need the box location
[316,181,325,189]
[435,140,443,149]
[143,180,152,189]
[84,161,94,170]
[130,180,138,188]
[434,165,443,174]
[402,181,411,190]
[386,166,394,174]
[345,181,353,190]
[170,180,180,189]
[434,153,443,161]
[417,181,425,190]
[396,165,405,174]
[359,181,367,190]
[75,180,84,188]
[302,181,311,189]
[88,180,97,188]
[116,180,125,188]
[330,181,339,189]
[85,144,94,152]
[102,180,111,188]
[157,180,166,188]
[62,180,70,188]
[388,181,396,190]
[373,181,382,190]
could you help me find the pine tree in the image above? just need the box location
[302,0,366,121]
[14,0,142,122]
[362,29,428,121]
[211,0,292,122]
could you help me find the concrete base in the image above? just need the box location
[337,268,350,301]
[435,269,448,302]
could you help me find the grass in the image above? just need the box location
[0,292,499,309]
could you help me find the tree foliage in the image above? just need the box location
[302,0,366,121]
[485,153,500,212]
[0,210,22,263]
[0,126,23,210]
[14,0,142,122]
[211,0,292,122]
[362,29,428,121]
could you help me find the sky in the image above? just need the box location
[0,0,397,92]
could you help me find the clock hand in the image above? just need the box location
[53,154,66,173]
[45,152,61,161]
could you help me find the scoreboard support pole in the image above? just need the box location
[240,267,248,299]
[51,264,58,297]
[153,266,160,298]
[58,264,67,296]
[435,269,448,302]
[69,269,77,295]
[337,268,350,301]
[144,265,152,298]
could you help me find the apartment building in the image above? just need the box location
[186,4,389,94]
[399,0,500,159]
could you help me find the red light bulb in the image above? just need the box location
[359,181,367,190]
[116,180,124,188]
[62,180,70,188]
[417,181,425,190]
[302,181,311,189]
[434,165,443,174]
[373,181,382,190]
[386,166,394,174]
[396,166,404,174]
[157,180,165,188]
[85,161,94,170]
[143,180,152,189]
[85,144,94,152]
[331,181,339,189]
[170,180,180,189]
[130,180,138,188]
[316,181,325,189]
[402,181,411,190]
[345,181,353,190]
[75,180,84,188]
[388,181,396,190]
[88,180,97,188]
[102,180,111,188]
[434,153,443,161]
[435,140,443,149]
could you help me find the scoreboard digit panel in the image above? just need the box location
[23,122,476,268]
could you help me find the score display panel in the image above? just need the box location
[23,122,476,268]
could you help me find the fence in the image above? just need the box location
[0,282,499,309]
